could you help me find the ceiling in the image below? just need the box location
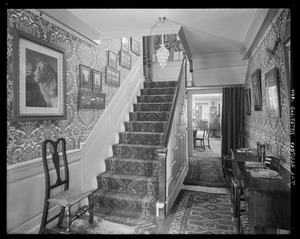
[68,8,258,58]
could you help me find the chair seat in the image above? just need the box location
[48,189,96,207]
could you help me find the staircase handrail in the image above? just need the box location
[163,56,187,147]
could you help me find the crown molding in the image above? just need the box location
[239,9,280,60]
[36,9,100,45]
[98,25,181,39]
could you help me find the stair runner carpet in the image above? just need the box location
[93,81,177,227]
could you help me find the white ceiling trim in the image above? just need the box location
[38,9,100,45]
[240,9,280,60]
[98,25,181,39]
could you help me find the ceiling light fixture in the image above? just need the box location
[156,17,169,68]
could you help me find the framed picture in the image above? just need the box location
[119,49,131,70]
[281,34,290,110]
[251,69,262,111]
[92,69,102,92]
[78,90,106,109]
[105,66,120,87]
[130,37,140,56]
[121,37,129,52]
[108,50,117,69]
[245,88,251,115]
[12,28,67,121]
[79,64,92,90]
[265,67,281,118]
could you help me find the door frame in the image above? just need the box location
[187,87,222,157]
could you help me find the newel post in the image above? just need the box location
[155,147,168,218]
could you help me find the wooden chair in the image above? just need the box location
[256,141,266,162]
[39,138,96,234]
[231,178,242,233]
[222,155,233,179]
[264,156,280,172]
[194,128,211,150]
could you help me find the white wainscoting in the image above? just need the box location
[7,57,144,234]
[7,149,83,234]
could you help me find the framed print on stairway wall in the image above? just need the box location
[121,37,129,52]
[119,49,131,70]
[251,69,262,111]
[12,28,67,122]
[108,50,117,69]
[92,69,102,92]
[79,64,92,90]
[105,66,120,87]
[131,37,140,56]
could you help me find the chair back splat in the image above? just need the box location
[40,138,96,234]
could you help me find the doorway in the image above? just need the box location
[187,89,222,157]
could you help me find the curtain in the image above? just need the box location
[221,86,244,157]
[142,36,152,81]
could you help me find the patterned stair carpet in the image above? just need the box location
[183,156,230,188]
[93,81,177,228]
[162,190,238,234]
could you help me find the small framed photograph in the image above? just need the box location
[130,37,140,56]
[79,64,92,90]
[121,37,129,52]
[108,50,117,69]
[105,66,120,87]
[245,88,251,115]
[265,67,281,118]
[92,69,102,92]
[119,49,131,70]
[251,69,262,111]
[12,28,67,121]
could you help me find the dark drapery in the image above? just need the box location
[221,86,244,157]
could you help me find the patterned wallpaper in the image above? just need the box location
[7,9,141,166]
[244,9,290,166]
[153,34,184,52]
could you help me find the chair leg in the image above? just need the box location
[57,206,65,226]
[39,201,50,234]
[66,206,72,234]
[207,139,211,149]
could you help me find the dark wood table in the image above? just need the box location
[234,161,291,233]
[231,148,257,162]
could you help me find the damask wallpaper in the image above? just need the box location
[244,9,290,166]
[153,34,184,52]
[7,9,141,166]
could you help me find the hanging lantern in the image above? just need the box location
[156,34,169,68]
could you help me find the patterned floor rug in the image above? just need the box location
[183,156,230,188]
[162,190,238,234]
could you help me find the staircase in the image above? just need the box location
[93,80,177,226]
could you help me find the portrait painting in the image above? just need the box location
[12,28,66,121]
[265,67,281,118]
[251,69,262,111]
